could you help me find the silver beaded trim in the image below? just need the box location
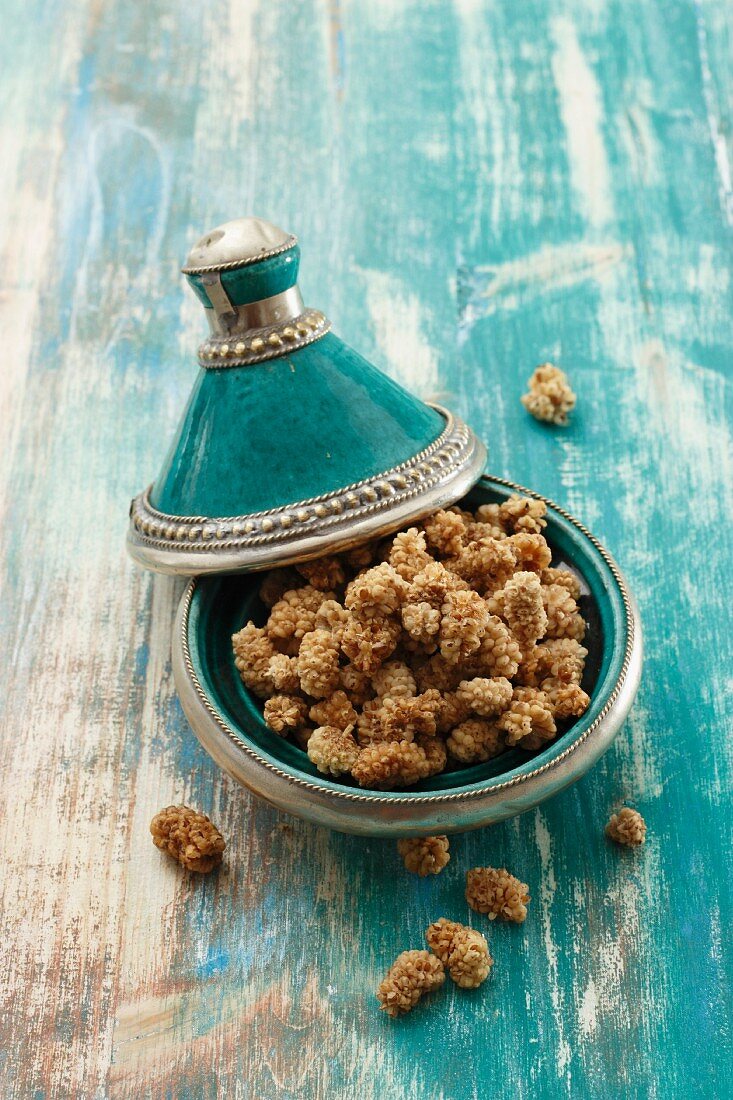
[198,309,330,368]
[127,407,485,570]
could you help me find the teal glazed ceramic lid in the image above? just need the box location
[127,218,487,575]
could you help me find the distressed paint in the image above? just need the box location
[0,1,731,1098]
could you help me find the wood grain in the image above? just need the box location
[1,1,731,1097]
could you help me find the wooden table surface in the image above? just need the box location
[1,1,731,1097]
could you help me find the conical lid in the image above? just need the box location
[127,218,486,575]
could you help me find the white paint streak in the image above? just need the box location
[551,17,613,228]
[459,240,631,327]
[695,0,733,226]
[534,811,571,1076]
[360,268,439,397]
[578,976,598,1038]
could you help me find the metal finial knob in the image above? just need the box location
[182,217,296,274]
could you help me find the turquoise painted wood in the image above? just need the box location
[0,1,731,1098]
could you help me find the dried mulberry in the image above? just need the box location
[541,566,582,601]
[307,725,359,776]
[232,622,276,698]
[425,918,492,989]
[352,739,429,789]
[341,614,401,673]
[388,528,433,581]
[450,536,517,593]
[491,571,547,649]
[295,555,345,591]
[378,689,441,742]
[402,600,442,647]
[150,805,225,873]
[376,950,445,1017]
[496,687,556,750]
[471,616,523,680]
[397,835,450,876]
[423,509,465,558]
[521,363,576,426]
[265,653,301,695]
[263,694,309,734]
[309,690,358,731]
[372,660,417,699]
[298,629,341,698]
[498,494,547,535]
[447,719,505,764]
[258,567,301,608]
[439,589,489,663]
[606,807,646,847]
[506,531,552,573]
[466,867,530,922]
[540,678,590,720]
[345,563,408,618]
[456,676,513,718]
[267,585,334,642]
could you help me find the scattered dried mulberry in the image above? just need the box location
[150,805,225,873]
[606,807,646,847]
[397,835,450,876]
[521,363,576,425]
[376,949,445,1017]
[466,867,530,922]
[425,918,492,989]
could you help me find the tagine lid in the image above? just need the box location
[127,217,487,576]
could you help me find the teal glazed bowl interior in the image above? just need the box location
[173,475,642,836]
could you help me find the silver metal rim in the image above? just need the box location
[171,476,643,835]
[128,406,488,575]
